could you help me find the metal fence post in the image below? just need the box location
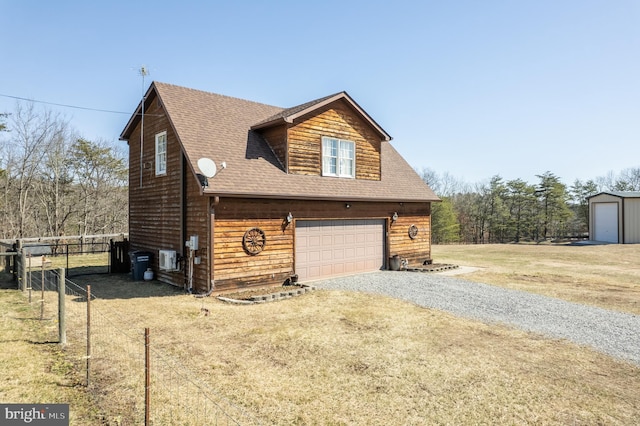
[19,251,26,292]
[86,284,91,387]
[40,263,45,320]
[145,327,150,426]
[27,253,32,302]
[58,268,66,346]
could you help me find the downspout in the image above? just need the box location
[621,198,625,244]
[195,196,217,298]
[181,154,187,290]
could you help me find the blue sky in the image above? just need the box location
[2,0,639,186]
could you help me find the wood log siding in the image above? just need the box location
[127,99,213,292]
[213,199,294,291]
[286,99,382,180]
[260,125,287,172]
[128,98,184,283]
[184,167,211,292]
[211,198,432,291]
[388,210,432,266]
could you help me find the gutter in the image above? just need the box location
[199,191,441,203]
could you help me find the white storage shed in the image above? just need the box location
[588,191,640,243]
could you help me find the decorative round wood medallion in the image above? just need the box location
[243,227,266,255]
[408,224,419,239]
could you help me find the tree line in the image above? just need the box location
[0,102,128,239]
[421,167,640,244]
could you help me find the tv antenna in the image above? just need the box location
[138,65,150,188]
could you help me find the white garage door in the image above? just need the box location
[594,203,619,243]
[295,219,385,281]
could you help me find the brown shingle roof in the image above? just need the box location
[121,82,439,203]
[252,92,340,127]
[251,91,392,142]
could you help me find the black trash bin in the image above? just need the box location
[129,251,153,281]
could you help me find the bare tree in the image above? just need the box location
[0,102,128,239]
[418,167,468,197]
[70,138,128,235]
[33,127,76,237]
[0,142,18,238]
[5,102,68,237]
[615,167,640,191]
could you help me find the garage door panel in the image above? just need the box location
[308,266,321,279]
[322,249,333,261]
[595,203,618,243]
[344,262,356,273]
[321,264,333,275]
[296,219,385,281]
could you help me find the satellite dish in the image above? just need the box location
[197,158,217,178]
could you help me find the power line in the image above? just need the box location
[0,93,131,115]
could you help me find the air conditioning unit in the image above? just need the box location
[159,250,178,271]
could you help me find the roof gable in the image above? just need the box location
[251,91,391,142]
[589,191,640,199]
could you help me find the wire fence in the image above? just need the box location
[17,265,263,425]
[1,234,130,278]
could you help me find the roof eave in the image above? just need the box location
[587,191,640,199]
[119,83,158,141]
[250,116,288,130]
[200,189,440,203]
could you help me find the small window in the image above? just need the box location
[155,131,167,176]
[322,137,355,178]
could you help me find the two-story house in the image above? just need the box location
[120,82,439,293]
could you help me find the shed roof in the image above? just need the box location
[120,82,439,203]
[588,191,640,199]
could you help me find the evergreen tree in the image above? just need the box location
[506,179,537,242]
[535,171,572,240]
[570,179,598,234]
[431,197,460,243]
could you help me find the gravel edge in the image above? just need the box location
[313,271,640,366]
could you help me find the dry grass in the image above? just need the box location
[3,245,640,424]
[60,273,640,425]
[0,275,102,425]
[432,243,640,315]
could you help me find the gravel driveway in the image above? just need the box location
[314,271,640,366]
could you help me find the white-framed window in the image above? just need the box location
[155,131,167,176]
[322,136,355,178]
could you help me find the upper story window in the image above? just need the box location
[155,131,167,176]
[322,136,355,178]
